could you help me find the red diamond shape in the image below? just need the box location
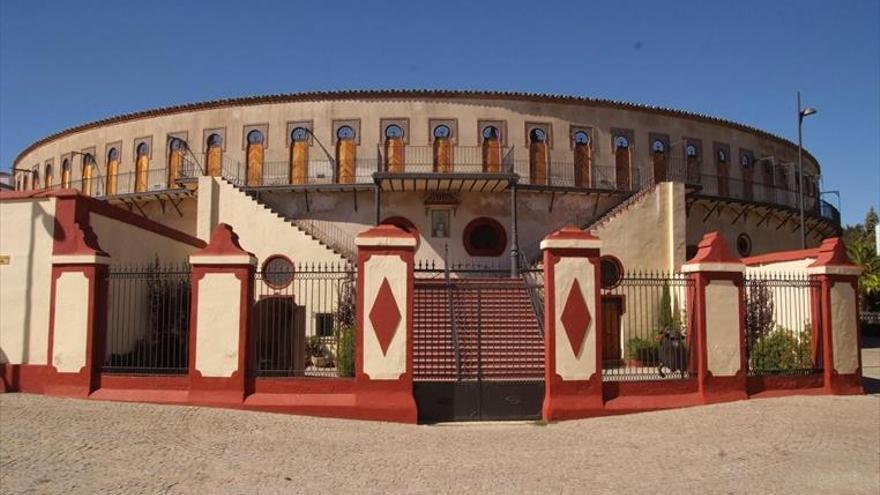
[560,279,591,356]
[369,278,401,355]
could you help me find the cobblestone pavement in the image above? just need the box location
[1,392,877,495]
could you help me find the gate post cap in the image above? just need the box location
[681,231,743,273]
[355,224,417,247]
[190,223,256,265]
[540,226,601,251]
[807,237,862,275]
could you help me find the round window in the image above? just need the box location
[385,124,404,140]
[736,233,752,257]
[336,125,355,140]
[291,127,310,142]
[600,256,623,289]
[529,128,546,143]
[207,133,223,148]
[614,136,629,149]
[433,124,451,139]
[263,256,295,289]
[573,131,590,145]
[463,217,507,257]
[482,125,500,141]
[247,130,264,144]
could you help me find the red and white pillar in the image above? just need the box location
[187,223,256,405]
[681,232,748,403]
[354,224,418,423]
[807,238,863,395]
[45,193,110,397]
[541,226,603,420]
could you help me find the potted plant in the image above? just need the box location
[626,336,659,367]
[306,335,328,368]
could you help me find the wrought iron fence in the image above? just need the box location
[250,262,356,378]
[744,272,822,376]
[377,145,514,174]
[103,262,191,374]
[601,271,694,381]
[512,161,639,190]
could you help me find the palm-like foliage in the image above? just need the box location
[843,207,879,310]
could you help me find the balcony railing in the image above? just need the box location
[17,149,840,227]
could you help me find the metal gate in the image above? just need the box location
[413,261,544,422]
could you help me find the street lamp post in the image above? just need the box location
[797,91,817,249]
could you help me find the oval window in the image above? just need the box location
[336,125,355,140]
[263,255,295,289]
[736,233,752,257]
[463,217,507,257]
[600,256,623,289]
[385,124,404,140]
[207,133,223,148]
[529,128,546,143]
[291,127,309,142]
[433,124,451,139]
[247,130,264,144]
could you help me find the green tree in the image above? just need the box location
[843,207,880,311]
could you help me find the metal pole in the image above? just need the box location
[797,91,806,249]
[374,182,381,225]
[510,180,519,278]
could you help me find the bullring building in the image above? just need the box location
[1,90,856,422]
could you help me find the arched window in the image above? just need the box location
[741,155,751,168]
[717,149,727,163]
[433,124,451,140]
[246,130,265,186]
[686,144,698,158]
[613,135,631,189]
[82,153,95,196]
[482,126,502,172]
[106,148,120,195]
[32,169,40,190]
[652,139,666,153]
[433,124,453,172]
[336,126,355,141]
[651,139,668,183]
[168,138,185,188]
[291,127,309,142]
[385,124,404,140]
[44,163,53,189]
[573,130,591,188]
[335,125,357,183]
[61,159,71,188]
[381,216,418,236]
[528,127,549,185]
[462,217,507,257]
[684,143,700,184]
[135,143,150,192]
[206,133,223,177]
[289,127,310,184]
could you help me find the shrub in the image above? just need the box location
[626,336,659,365]
[306,335,324,358]
[335,323,356,377]
[745,280,775,354]
[749,326,812,372]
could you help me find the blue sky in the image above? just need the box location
[1,0,877,225]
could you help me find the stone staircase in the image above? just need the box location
[224,179,356,262]
[413,278,544,381]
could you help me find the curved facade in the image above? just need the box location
[10,90,839,269]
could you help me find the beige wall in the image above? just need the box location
[0,198,56,365]
[51,271,90,373]
[14,96,821,191]
[705,280,742,376]
[688,202,823,256]
[362,254,408,380]
[831,283,859,374]
[89,212,198,266]
[594,182,686,272]
[194,272,242,377]
[553,257,597,380]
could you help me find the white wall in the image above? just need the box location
[0,198,56,365]
[90,212,198,266]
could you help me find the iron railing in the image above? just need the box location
[744,272,822,376]
[377,145,514,174]
[102,262,191,375]
[601,271,694,381]
[512,161,641,190]
[519,250,545,334]
[251,262,356,378]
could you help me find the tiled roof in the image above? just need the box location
[12,89,819,169]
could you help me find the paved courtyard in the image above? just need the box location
[1,341,878,495]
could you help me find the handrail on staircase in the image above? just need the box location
[443,244,462,380]
[518,250,546,336]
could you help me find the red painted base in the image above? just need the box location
[826,373,864,395]
[543,378,603,421]
[700,375,748,404]
[747,374,823,396]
